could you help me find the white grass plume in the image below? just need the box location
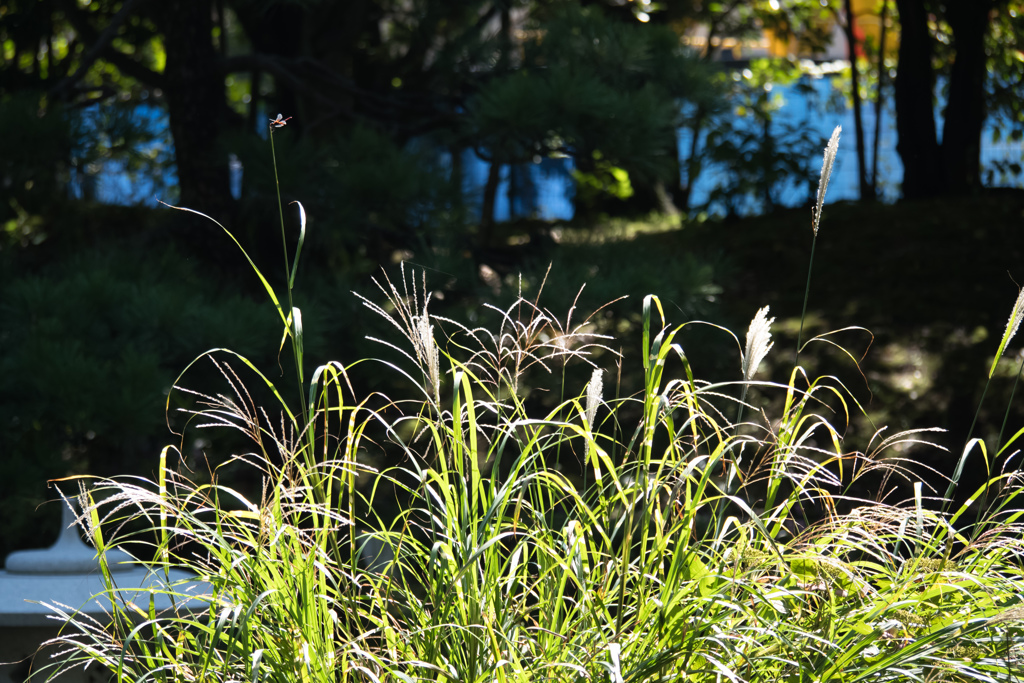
[585,368,603,426]
[415,309,441,403]
[813,126,841,236]
[358,264,444,404]
[1004,286,1024,349]
[742,306,775,382]
[989,286,1024,378]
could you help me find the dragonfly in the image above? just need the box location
[270,113,293,129]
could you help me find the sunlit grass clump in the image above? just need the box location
[37,128,1024,683]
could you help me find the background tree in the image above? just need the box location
[467,4,716,225]
[893,0,1016,198]
[870,0,893,195]
[836,0,873,201]
[656,0,833,212]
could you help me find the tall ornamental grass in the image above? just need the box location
[35,128,1024,683]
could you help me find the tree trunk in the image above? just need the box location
[941,1,993,195]
[507,161,518,221]
[678,13,724,214]
[157,0,232,221]
[480,161,501,244]
[871,0,889,193]
[760,100,775,211]
[480,2,512,240]
[679,107,705,212]
[893,0,944,199]
[659,129,682,214]
[843,0,874,201]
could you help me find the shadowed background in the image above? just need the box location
[1,0,1023,562]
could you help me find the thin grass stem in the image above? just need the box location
[269,122,290,287]
[268,119,309,433]
[996,352,1024,454]
[795,235,816,366]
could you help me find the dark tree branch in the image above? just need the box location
[393,2,501,78]
[702,0,746,62]
[220,52,458,138]
[67,84,122,107]
[49,34,79,83]
[48,0,148,99]
[98,44,166,89]
[220,53,340,110]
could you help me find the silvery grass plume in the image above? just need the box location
[415,309,441,404]
[737,306,773,426]
[995,287,1024,453]
[461,277,619,399]
[953,285,1024,509]
[798,126,840,364]
[742,306,775,383]
[357,264,443,406]
[585,368,603,427]
[990,286,1024,378]
[813,126,841,236]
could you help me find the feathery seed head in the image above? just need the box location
[585,368,603,426]
[415,312,441,402]
[990,286,1024,378]
[742,306,775,382]
[813,126,841,237]
[1005,287,1024,349]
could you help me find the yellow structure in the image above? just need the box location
[764,0,897,61]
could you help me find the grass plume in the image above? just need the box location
[737,304,774,425]
[797,125,841,365]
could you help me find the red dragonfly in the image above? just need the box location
[270,113,293,129]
